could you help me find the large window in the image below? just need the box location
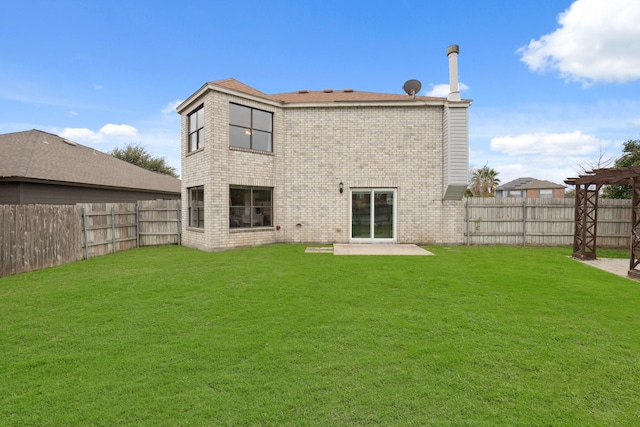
[188,186,204,228]
[539,189,553,198]
[229,187,272,228]
[229,103,273,152]
[188,106,204,152]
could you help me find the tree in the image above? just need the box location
[469,165,500,197]
[602,139,640,199]
[572,144,614,176]
[109,143,178,178]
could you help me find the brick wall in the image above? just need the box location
[279,105,463,244]
[181,90,465,251]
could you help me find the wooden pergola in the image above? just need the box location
[565,166,640,279]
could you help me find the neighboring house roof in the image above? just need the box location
[0,129,181,194]
[496,177,566,191]
[207,78,453,104]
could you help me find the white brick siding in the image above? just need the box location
[180,88,466,251]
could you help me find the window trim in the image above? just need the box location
[229,103,273,152]
[188,106,204,152]
[188,186,204,229]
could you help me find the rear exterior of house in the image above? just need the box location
[178,47,471,251]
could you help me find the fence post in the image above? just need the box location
[82,207,89,259]
[111,205,116,254]
[136,203,140,248]
[522,199,527,247]
[465,200,470,246]
[177,202,182,246]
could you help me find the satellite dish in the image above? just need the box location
[402,79,422,98]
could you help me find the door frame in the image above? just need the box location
[349,188,397,243]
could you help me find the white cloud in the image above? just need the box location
[99,123,138,137]
[483,131,616,185]
[517,0,640,84]
[59,127,104,142]
[94,84,103,90]
[58,124,139,143]
[161,100,183,115]
[69,111,78,117]
[55,123,181,177]
[425,82,469,97]
[491,131,606,156]
[468,98,640,186]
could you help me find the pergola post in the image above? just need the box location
[629,177,640,278]
[572,183,600,260]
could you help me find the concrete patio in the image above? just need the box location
[305,244,433,256]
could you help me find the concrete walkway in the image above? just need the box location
[575,257,635,280]
[333,244,433,256]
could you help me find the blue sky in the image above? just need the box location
[1,0,639,186]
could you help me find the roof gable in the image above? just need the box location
[0,130,180,194]
[209,78,272,100]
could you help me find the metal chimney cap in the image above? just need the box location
[447,45,459,55]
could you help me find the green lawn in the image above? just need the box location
[1,244,639,426]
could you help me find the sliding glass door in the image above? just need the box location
[351,189,396,242]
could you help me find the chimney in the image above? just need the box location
[447,44,461,101]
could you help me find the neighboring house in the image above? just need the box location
[177,45,471,251]
[0,129,181,204]
[495,177,566,198]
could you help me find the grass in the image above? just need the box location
[1,244,639,426]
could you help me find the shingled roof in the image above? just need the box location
[496,177,565,191]
[0,129,180,194]
[209,78,446,104]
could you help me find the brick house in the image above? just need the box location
[495,177,566,198]
[177,46,471,251]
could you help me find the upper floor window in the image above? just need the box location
[539,189,553,198]
[508,190,524,197]
[229,103,273,152]
[188,106,204,152]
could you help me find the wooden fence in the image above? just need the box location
[81,199,181,258]
[0,204,84,277]
[1,200,181,277]
[465,197,631,247]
